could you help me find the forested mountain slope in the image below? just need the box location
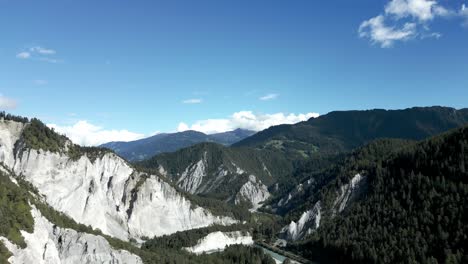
[137,142,292,209]
[235,106,468,158]
[284,125,468,263]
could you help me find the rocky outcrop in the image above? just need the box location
[0,206,142,264]
[144,142,279,209]
[0,119,25,169]
[280,201,321,241]
[332,173,366,214]
[279,173,366,241]
[235,175,270,211]
[184,231,253,255]
[177,154,207,193]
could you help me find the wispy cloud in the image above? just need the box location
[259,93,279,101]
[462,4,468,27]
[182,98,203,104]
[177,111,319,134]
[16,45,61,63]
[0,95,17,110]
[16,52,31,59]
[359,0,466,47]
[359,15,417,48]
[30,46,56,55]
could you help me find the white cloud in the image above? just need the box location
[45,111,320,145]
[360,0,464,47]
[259,93,279,101]
[359,15,417,48]
[182,98,203,104]
[177,122,190,131]
[462,4,468,26]
[177,111,320,134]
[421,31,442,39]
[385,0,440,21]
[16,52,31,59]
[47,120,145,146]
[0,95,17,110]
[150,130,161,136]
[30,46,56,55]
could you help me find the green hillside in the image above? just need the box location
[287,125,468,263]
[138,142,293,200]
[235,106,468,158]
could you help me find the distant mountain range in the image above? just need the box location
[100,128,256,161]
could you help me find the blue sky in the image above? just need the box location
[1,0,467,145]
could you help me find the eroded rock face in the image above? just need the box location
[0,119,25,169]
[184,231,253,255]
[279,173,367,242]
[155,145,275,210]
[126,175,236,239]
[272,178,316,214]
[177,156,207,193]
[0,120,237,242]
[235,175,270,211]
[0,206,142,264]
[280,201,321,241]
[332,173,366,214]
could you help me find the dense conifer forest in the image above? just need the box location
[288,126,468,263]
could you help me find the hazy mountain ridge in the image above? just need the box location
[101,129,256,161]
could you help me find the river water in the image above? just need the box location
[256,245,300,264]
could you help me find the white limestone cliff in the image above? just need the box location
[235,175,270,211]
[0,120,236,242]
[0,206,142,264]
[332,173,365,214]
[184,231,253,255]
[280,201,321,241]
